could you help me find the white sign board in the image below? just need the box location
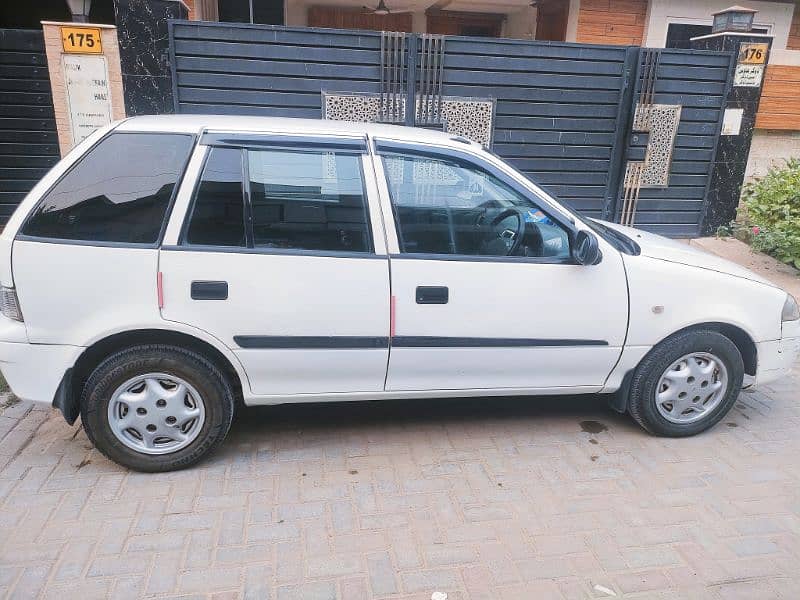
[62,54,113,145]
[734,64,764,88]
[721,108,744,136]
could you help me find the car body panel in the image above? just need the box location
[622,253,785,347]
[598,220,777,288]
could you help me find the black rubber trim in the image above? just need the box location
[390,253,573,265]
[233,335,607,349]
[201,132,367,153]
[234,336,390,349]
[607,369,634,413]
[52,368,78,425]
[162,245,385,259]
[391,336,609,348]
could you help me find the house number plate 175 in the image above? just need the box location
[61,26,103,54]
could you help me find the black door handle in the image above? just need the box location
[191,281,228,300]
[416,286,449,304]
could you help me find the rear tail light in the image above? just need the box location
[0,286,23,322]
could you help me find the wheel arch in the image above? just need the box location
[57,328,246,425]
[608,321,757,413]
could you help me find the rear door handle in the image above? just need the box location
[416,286,449,304]
[191,281,228,300]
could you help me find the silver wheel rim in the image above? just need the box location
[655,352,729,424]
[107,373,206,455]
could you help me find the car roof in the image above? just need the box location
[114,114,480,150]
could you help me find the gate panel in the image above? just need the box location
[0,29,59,224]
[170,22,388,117]
[616,48,734,237]
[439,37,633,219]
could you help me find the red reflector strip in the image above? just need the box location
[157,272,164,309]
[390,294,396,337]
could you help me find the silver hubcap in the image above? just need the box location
[656,352,728,424]
[107,373,205,455]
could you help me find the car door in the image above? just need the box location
[372,139,628,392]
[159,132,390,397]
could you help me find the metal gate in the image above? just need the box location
[169,21,734,236]
[0,29,60,225]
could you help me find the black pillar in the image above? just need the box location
[112,0,187,115]
[692,32,772,235]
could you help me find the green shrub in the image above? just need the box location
[740,158,800,268]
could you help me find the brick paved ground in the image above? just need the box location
[0,366,798,600]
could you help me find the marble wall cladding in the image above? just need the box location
[692,33,773,235]
[113,0,187,115]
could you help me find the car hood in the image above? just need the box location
[594,220,778,289]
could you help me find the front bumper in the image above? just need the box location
[0,340,82,405]
[755,321,800,385]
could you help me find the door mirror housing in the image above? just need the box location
[572,230,602,265]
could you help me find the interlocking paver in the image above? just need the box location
[1,365,800,598]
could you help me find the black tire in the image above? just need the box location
[80,344,234,472]
[628,330,744,437]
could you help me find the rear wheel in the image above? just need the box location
[628,330,744,437]
[81,345,234,472]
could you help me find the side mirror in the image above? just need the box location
[572,230,602,265]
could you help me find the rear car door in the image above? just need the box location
[159,132,390,397]
[373,140,629,392]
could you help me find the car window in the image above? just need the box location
[22,132,193,244]
[185,147,246,247]
[248,149,371,253]
[382,153,570,259]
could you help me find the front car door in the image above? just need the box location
[159,132,390,398]
[372,139,629,393]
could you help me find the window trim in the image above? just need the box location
[16,131,197,249]
[179,137,377,257]
[374,139,577,265]
[200,132,368,154]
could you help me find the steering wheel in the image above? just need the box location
[489,207,526,256]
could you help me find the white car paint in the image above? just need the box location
[0,114,797,413]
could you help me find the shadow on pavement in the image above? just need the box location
[228,393,637,437]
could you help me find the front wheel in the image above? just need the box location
[81,345,235,472]
[628,330,744,437]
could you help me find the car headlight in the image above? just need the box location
[782,294,800,322]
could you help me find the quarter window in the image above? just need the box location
[382,153,570,259]
[248,149,371,253]
[185,147,246,247]
[22,133,193,244]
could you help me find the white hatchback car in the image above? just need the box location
[1,115,798,471]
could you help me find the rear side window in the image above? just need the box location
[248,149,371,253]
[21,132,193,244]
